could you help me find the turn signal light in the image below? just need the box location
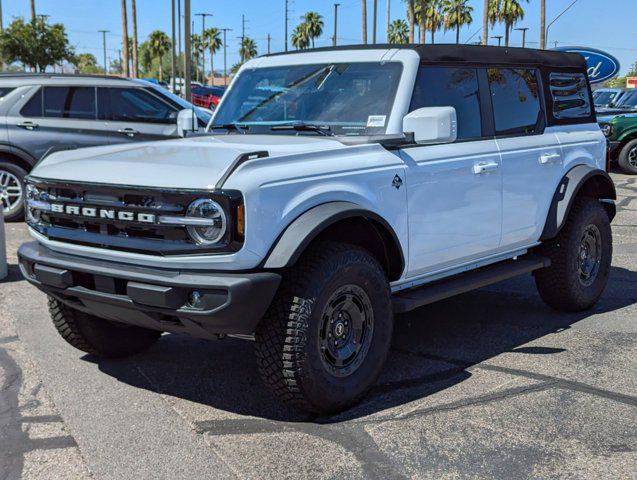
[236,204,245,237]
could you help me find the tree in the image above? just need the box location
[0,17,74,72]
[131,0,139,77]
[73,53,101,74]
[191,33,203,81]
[489,0,527,47]
[291,24,310,50]
[406,0,416,43]
[120,0,129,77]
[240,37,257,61]
[148,30,171,81]
[203,27,222,85]
[627,61,637,77]
[301,12,324,48]
[425,0,443,43]
[362,0,367,44]
[417,0,426,44]
[388,19,409,44]
[442,0,473,44]
[483,0,489,45]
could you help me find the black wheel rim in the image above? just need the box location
[318,284,374,378]
[628,145,637,168]
[578,224,602,287]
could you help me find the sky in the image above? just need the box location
[3,0,636,75]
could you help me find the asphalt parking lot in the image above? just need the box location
[1,171,635,480]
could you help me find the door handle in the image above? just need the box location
[473,161,499,175]
[17,121,38,130]
[539,153,561,165]
[117,128,139,137]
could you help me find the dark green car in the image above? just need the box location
[599,113,637,174]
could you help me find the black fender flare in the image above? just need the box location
[540,165,616,241]
[262,201,405,278]
[0,144,37,168]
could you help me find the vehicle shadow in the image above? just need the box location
[91,266,637,423]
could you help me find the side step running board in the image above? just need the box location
[392,254,550,314]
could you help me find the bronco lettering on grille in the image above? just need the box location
[50,203,156,223]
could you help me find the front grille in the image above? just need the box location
[26,178,243,255]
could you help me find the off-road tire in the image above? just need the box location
[49,297,161,358]
[534,197,612,312]
[0,161,27,222]
[255,242,393,414]
[617,139,637,175]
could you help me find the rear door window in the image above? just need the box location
[549,73,592,119]
[43,87,96,119]
[488,68,542,136]
[97,88,178,124]
[410,67,482,140]
[20,88,43,117]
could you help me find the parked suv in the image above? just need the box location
[18,45,615,413]
[0,74,211,221]
[599,112,637,173]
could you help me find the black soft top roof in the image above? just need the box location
[265,44,585,69]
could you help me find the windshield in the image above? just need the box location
[616,91,637,109]
[593,91,617,105]
[212,62,403,136]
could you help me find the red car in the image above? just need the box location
[191,85,226,109]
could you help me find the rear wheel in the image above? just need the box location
[0,161,27,222]
[49,297,161,358]
[617,139,637,175]
[534,197,612,312]
[255,242,393,413]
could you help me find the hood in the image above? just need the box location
[30,135,346,190]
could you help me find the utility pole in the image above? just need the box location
[482,0,489,45]
[372,0,377,44]
[515,27,529,48]
[184,0,191,102]
[131,0,138,77]
[386,0,390,43]
[30,0,36,21]
[220,28,231,86]
[491,35,502,47]
[362,0,367,44]
[0,0,3,33]
[195,13,213,85]
[267,33,271,54]
[540,0,546,49]
[284,0,289,52]
[120,0,129,77]
[240,14,246,62]
[332,3,340,46]
[98,30,109,75]
[177,0,182,83]
[171,0,176,92]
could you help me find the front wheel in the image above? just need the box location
[0,161,27,222]
[255,242,393,414]
[534,197,612,312]
[618,139,637,175]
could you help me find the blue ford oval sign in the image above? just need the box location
[553,47,620,84]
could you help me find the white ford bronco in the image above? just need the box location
[19,45,616,413]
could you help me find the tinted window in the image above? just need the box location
[43,87,96,119]
[550,73,591,119]
[98,88,177,124]
[488,68,542,135]
[410,67,482,140]
[0,87,14,98]
[20,88,43,117]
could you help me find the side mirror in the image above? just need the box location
[177,109,198,138]
[403,106,457,144]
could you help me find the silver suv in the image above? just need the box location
[0,74,211,221]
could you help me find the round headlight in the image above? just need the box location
[185,199,226,245]
[601,124,612,137]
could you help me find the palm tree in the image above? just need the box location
[240,37,257,61]
[203,27,222,85]
[191,33,202,81]
[291,24,310,50]
[417,0,426,44]
[424,0,443,43]
[120,0,129,77]
[442,0,473,44]
[482,0,489,45]
[131,0,139,78]
[490,0,527,47]
[148,30,171,81]
[406,0,416,43]
[388,19,409,44]
[301,12,324,48]
[362,0,367,44]
[30,0,36,21]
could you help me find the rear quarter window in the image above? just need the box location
[550,73,591,119]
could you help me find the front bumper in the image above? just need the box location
[18,242,281,338]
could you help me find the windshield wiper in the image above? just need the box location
[270,123,333,136]
[208,123,249,134]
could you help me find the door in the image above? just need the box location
[402,66,502,277]
[6,86,113,160]
[486,67,562,248]
[97,87,179,144]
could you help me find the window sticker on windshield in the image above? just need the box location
[367,115,386,128]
